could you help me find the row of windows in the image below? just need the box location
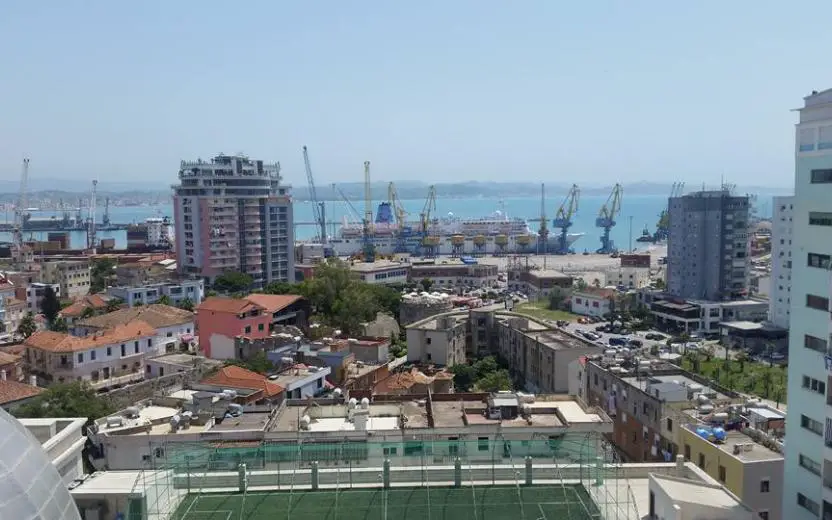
[808,252,831,269]
[802,375,826,395]
[810,168,832,183]
[77,338,152,363]
[809,211,832,227]
[806,294,830,312]
[804,334,828,354]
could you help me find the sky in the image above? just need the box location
[1,1,830,188]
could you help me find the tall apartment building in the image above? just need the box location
[770,196,794,328]
[667,190,750,301]
[783,89,832,520]
[172,154,294,289]
[40,260,91,301]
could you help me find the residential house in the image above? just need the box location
[0,377,44,410]
[0,351,23,381]
[74,304,195,356]
[199,365,285,405]
[24,321,157,389]
[271,363,332,399]
[59,294,112,326]
[243,293,310,332]
[571,288,615,318]
[40,260,91,301]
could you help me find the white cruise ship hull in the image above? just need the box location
[322,233,585,257]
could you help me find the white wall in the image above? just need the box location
[770,195,794,328]
[571,294,611,317]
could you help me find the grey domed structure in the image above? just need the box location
[0,407,82,520]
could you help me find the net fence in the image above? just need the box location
[128,433,641,520]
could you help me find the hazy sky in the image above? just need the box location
[1,1,829,188]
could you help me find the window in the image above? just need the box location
[77,353,83,363]
[809,212,832,227]
[807,294,829,311]
[758,512,769,520]
[258,323,264,332]
[147,339,152,347]
[802,375,826,395]
[760,479,769,493]
[684,444,690,461]
[810,168,832,183]
[166,332,173,337]
[698,453,705,469]
[383,446,397,456]
[801,414,823,435]
[808,252,832,269]
[718,465,726,482]
[805,334,828,353]
[244,325,251,334]
[797,492,820,515]
[666,417,673,432]
[799,454,821,475]
[106,347,112,356]
[90,350,96,361]
[134,343,139,354]
[121,344,126,356]
[478,437,489,452]
[426,337,432,345]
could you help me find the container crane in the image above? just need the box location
[87,180,98,250]
[552,184,579,255]
[654,182,683,242]
[103,197,111,227]
[11,158,30,264]
[596,183,623,254]
[388,182,410,253]
[537,183,548,254]
[419,185,438,257]
[362,161,375,263]
[302,146,327,244]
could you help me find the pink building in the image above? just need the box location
[172,154,294,289]
[196,297,272,359]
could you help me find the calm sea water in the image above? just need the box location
[0,193,776,251]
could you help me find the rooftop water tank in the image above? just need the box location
[106,416,123,428]
[333,388,343,397]
[712,427,727,441]
[123,406,140,418]
[300,415,311,429]
[348,338,359,344]
[712,412,729,422]
[280,357,294,365]
[688,383,704,393]
[360,397,370,409]
[348,398,358,409]
[695,427,711,440]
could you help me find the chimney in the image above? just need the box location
[29,375,37,387]
[0,370,6,381]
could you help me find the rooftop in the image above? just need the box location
[244,293,303,314]
[60,294,111,317]
[25,321,156,353]
[0,379,43,405]
[649,474,751,514]
[202,365,284,398]
[270,364,330,389]
[620,374,729,402]
[197,296,263,315]
[682,423,783,462]
[349,260,409,273]
[78,304,194,329]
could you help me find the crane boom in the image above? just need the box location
[362,161,375,262]
[596,183,623,254]
[12,158,30,263]
[552,184,579,255]
[419,185,438,257]
[303,146,326,243]
[388,182,409,253]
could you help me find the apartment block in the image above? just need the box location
[26,282,61,313]
[173,154,294,289]
[73,304,195,356]
[770,196,795,328]
[667,189,750,301]
[40,260,91,301]
[106,279,204,308]
[783,88,832,520]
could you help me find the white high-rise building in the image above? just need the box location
[783,89,832,520]
[770,195,794,328]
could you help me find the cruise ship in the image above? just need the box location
[323,203,584,256]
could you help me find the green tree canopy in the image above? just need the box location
[17,312,37,338]
[90,257,116,293]
[224,351,274,374]
[214,271,254,293]
[40,286,61,324]
[13,381,115,423]
[177,298,195,312]
[105,298,124,313]
[450,364,477,392]
[80,306,96,319]
[156,294,171,306]
[51,317,68,332]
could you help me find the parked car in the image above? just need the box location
[629,339,643,347]
[609,337,628,346]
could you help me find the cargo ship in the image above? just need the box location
[321,203,584,256]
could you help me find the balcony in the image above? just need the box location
[89,370,144,390]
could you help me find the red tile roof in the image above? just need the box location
[0,351,20,366]
[61,294,111,317]
[0,380,43,405]
[244,294,302,314]
[24,320,155,353]
[197,297,263,315]
[201,365,284,398]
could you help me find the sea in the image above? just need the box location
[0,193,780,251]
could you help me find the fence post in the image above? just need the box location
[383,459,391,488]
[525,456,533,486]
[311,461,319,490]
[454,457,462,487]
[238,463,248,493]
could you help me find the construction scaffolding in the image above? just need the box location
[128,432,642,520]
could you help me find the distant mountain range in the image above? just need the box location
[0,178,792,203]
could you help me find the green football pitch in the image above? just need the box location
[172,485,600,520]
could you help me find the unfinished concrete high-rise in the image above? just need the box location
[666,189,750,301]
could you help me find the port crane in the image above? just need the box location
[654,182,683,242]
[552,184,579,255]
[103,197,111,227]
[362,161,375,263]
[596,183,623,254]
[388,182,410,253]
[11,158,30,264]
[537,183,548,254]
[87,180,98,250]
[419,185,438,257]
[302,146,327,244]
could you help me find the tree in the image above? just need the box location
[177,298,195,312]
[105,298,124,313]
[420,278,434,292]
[156,295,171,306]
[653,278,666,290]
[17,312,37,339]
[476,369,512,392]
[450,364,477,392]
[213,271,254,294]
[224,351,274,374]
[735,351,748,372]
[13,381,115,423]
[90,257,116,293]
[591,278,601,288]
[574,278,588,291]
[474,356,499,380]
[51,317,68,332]
[80,306,95,319]
[548,287,567,311]
[264,281,307,296]
[40,286,61,324]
